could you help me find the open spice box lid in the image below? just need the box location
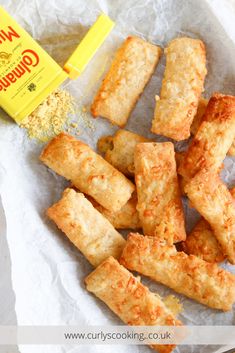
[64,14,114,79]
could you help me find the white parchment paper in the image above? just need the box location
[0,1,235,353]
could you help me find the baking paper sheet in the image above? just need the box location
[0,0,235,352]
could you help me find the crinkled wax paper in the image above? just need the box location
[0,1,235,353]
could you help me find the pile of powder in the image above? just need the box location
[20,89,75,142]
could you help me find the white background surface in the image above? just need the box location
[1,1,235,353]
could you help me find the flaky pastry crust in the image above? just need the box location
[91,36,162,127]
[135,142,186,243]
[85,256,181,353]
[40,133,135,212]
[152,37,207,141]
[47,189,126,267]
[120,233,235,311]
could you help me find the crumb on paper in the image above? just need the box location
[65,104,95,133]
[163,295,183,316]
[20,89,76,142]
[153,292,182,316]
[155,95,160,101]
[76,105,95,131]
[70,122,78,128]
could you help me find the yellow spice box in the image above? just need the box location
[0,6,114,123]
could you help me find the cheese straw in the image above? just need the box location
[91,36,162,127]
[134,142,186,243]
[151,37,207,141]
[182,218,225,263]
[40,132,135,212]
[182,185,235,263]
[98,129,151,177]
[86,191,141,230]
[47,189,126,267]
[178,93,235,182]
[185,170,235,264]
[120,233,235,311]
[85,256,182,353]
[190,97,235,156]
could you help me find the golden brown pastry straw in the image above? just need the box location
[86,191,141,230]
[47,189,126,267]
[178,93,235,182]
[85,256,181,353]
[40,132,135,212]
[120,233,235,311]
[151,37,207,141]
[91,36,162,127]
[135,142,186,243]
[98,129,150,177]
[185,170,235,264]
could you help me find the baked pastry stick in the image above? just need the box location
[120,233,235,311]
[185,170,235,264]
[182,218,225,263]
[178,93,235,182]
[98,129,151,177]
[40,133,135,212]
[135,142,186,243]
[85,256,182,353]
[47,189,126,267]
[86,191,141,230]
[182,187,235,263]
[190,97,235,156]
[151,37,207,141]
[91,36,162,127]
